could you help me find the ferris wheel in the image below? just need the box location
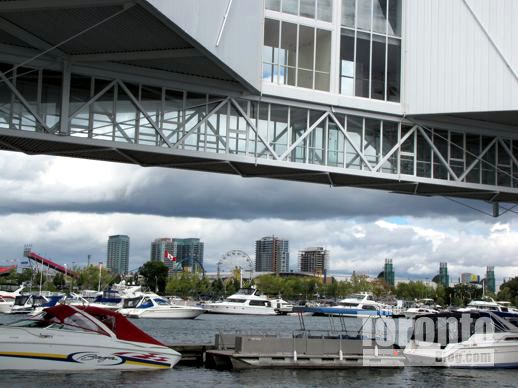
[217,250,254,279]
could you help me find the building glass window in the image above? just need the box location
[355,31,370,98]
[300,0,316,18]
[266,0,281,12]
[280,22,298,86]
[263,19,280,83]
[341,0,355,27]
[267,0,333,22]
[263,16,331,92]
[317,0,333,22]
[282,0,299,15]
[340,29,354,95]
[315,29,331,90]
[339,0,401,101]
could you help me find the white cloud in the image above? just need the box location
[0,212,516,285]
[0,152,516,286]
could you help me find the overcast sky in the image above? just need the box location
[1,150,517,284]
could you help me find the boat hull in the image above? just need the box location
[303,307,392,318]
[203,304,278,315]
[121,307,205,319]
[0,328,181,370]
[404,340,518,368]
[0,302,13,314]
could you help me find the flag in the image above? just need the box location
[164,250,176,262]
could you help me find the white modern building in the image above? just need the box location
[0,1,516,205]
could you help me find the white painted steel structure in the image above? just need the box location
[0,0,516,203]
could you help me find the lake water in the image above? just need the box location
[1,313,517,387]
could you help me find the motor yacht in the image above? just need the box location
[202,288,280,315]
[89,283,142,310]
[0,304,181,370]
[404,311,518,368]
[308,292,396,318]
[118,295,205,319]
[457,298,518,316]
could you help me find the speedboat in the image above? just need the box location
[0,304,181,370]
[270,297,294,315]
[306,292,395,318]
[118,295,205,319]
[9,294,64,314]
[202,288,279,315]
[405,299,440,318]
[404,311,518,368]
[404,307,440,318]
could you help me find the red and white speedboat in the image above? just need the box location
[0,305,181,370]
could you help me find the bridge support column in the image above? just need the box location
[59,59,71,136]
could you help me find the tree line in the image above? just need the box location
[2,261,515,308]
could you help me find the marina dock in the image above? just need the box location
[171,332,405,370]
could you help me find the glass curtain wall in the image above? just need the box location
[339,0,401,101]
[263,0,333,92]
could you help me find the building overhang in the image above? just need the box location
[0,0,256,93]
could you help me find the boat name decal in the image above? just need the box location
[69,352,124,366]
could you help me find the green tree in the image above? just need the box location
[53,273,65,290]
[497,277,518,307]
[139,261,169,294]
[76,265,112,291]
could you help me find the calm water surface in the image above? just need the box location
[1,313,517,387]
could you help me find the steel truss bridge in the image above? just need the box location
[0,1,517,207]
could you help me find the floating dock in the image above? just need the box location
[203,333,404,370]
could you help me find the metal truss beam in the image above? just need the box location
[0,17,65,59]
[0,60,517,203]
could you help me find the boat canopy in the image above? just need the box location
[43,305,165,346]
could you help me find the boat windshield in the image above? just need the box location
[14,295,30,306]
[340,302,360,307]
[7,311,110,336]
[122,297,142,309]
[154,298,169,305]
[236,288,258,296]
[225,298,246,303]
[43,305,166,346]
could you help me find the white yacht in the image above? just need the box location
[404,311,518,368]
[118,295,205,319]
[457,298,507,313]
[0,304,180,370]
[202,288,280,315]
[312,292,395,318]
[405,299,440,318]
[89,282,143,310]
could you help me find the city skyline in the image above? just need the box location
[0,154,516,282]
